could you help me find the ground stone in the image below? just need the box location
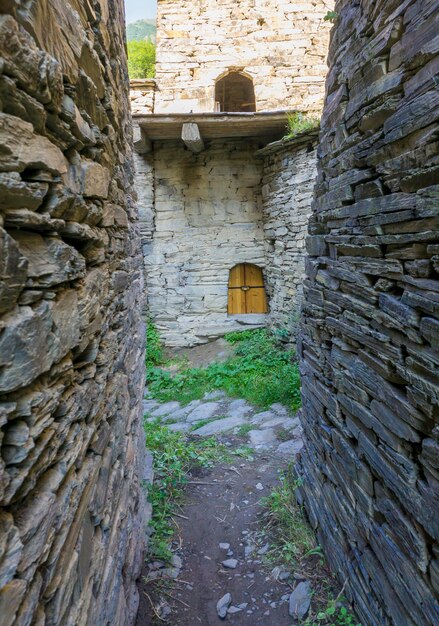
[289,581,311,620]
[186,402,220,423]
[150,401,181,418]
[248,428,277,448]
[216,593,232,619]
[222,559,238,569]
[192,416,245,436]
[277,439,304,456]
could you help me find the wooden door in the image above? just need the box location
[228,264,268,314]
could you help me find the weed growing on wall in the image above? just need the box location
[146,328,302,411]
[261,471,316,566]
[144,421,228,562]
[284,112,320,139]
[261,470,361,626]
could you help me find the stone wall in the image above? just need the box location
[260,135,318,340]
[0,3,146,626]
[297,1,439,625]
[134,131,319,347]
[154,0,333,114]
[142,138,266,347]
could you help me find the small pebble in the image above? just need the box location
[219,543,230,550]
[222,558,238,569]
[256,482,264,490]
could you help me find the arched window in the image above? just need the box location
[228,264,268,314]
[215,72,256,112]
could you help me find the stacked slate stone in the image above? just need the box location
[297,1,439,625]
[0,2,146,626]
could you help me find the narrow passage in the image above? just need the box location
[136,338,357,626]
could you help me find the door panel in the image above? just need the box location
[228,264,268,314]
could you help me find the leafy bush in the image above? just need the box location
[127,40,156,79]
[285,112,320,140]
[146,328,302,411]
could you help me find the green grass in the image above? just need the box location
[284,112,320,140]
[146,328,302,412]
[261,470,316,567]
[261,469,361,626]
[236,423,253,437]
[144,420,227,562]
[305,603,361,626]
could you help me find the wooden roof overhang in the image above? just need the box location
[133,111,293,154]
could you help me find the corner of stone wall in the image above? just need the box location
[260,135,318,344]
[0,3,147,625]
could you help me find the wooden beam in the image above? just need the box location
[133,125,152,154]
[181,122,205,153]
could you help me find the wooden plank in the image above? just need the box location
[181,123,205,153]
[246,287,268,313]
[245,264,264,287]
[228,264,246,314]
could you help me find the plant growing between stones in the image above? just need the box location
[284,112,320,140]
[146,327,302,411]
[261,471,315,566]
[323,11,338,23]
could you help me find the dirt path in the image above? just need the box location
[136,343,338,625]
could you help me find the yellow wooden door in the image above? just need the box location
[228,264,268,314]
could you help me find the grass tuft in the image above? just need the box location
[284,112,320,140]
[146,328,302,412]
[261,470,316,566]
[144,421,227,562]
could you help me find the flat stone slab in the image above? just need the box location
[276,438,304,456]
[248,428,277,447]
[192,416,245,436]
[167,422,192,433]
[143,399,160,413]
[151,401,181,418]
[186,402,221,423]
[249,411,277,425]
[289,581,311,620]
[162,400,202,423]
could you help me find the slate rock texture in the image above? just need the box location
[297,1,439,625]
[0,2,146,626]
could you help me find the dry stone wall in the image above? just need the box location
[260,136,318,340]
[154,0,333,114]
[0,3,146,626]
[298,1,439,625]
[143,138,266,347]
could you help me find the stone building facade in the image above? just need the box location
[133,0,332,346]
[0,2,146,626]
[298,0,439,625]
[154,0,331,114]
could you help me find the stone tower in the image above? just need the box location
[132,0,333,346]
[154,0,332,114]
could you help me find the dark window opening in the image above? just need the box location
[215,72,256,112]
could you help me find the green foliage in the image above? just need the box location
[261,471,316,566]
[126,19,157,42]
[324,11,339,23]
[144,420,227,562]
[127,40,156,79]
[146,320,164,366]
[306,602,361,626]
[285,112,320,140]
[146,328,302,412]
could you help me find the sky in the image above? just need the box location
[124,0,157,22]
